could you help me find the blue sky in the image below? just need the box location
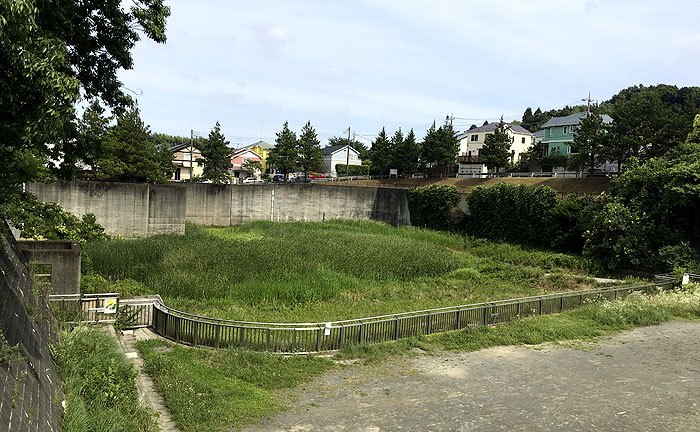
[119,0,700,147]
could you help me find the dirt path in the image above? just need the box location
[247,321,700,432]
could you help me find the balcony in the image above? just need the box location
[457,155,482,164]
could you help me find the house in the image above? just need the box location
[322,145,362,177]
[230,148,263,183]
[170,144,204,181]
[455,123,533,175]
[240,140,274,171]
[533,129,545,146]
[541,112,613,156]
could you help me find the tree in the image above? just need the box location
[196,122,233,184]
[421,119,459,175]
[242,160,262,178]
[480,117,512,173]
[267,122,298,176]
[1,0,170,202]
[388,128,404,172]
[73,100,113,179]
[297,121,323,178]
[468,124,478,130]
[393,129,421,175]
[95,106,174,183]
[369,128,391,175]
[571,110,608,172]
[0,0,80,199]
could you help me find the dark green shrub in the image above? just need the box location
[546,194,593,252]
[335,164,369,176]
[406,185,459,231]
[466,183,558,247]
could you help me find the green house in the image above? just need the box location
[541,112,612,155]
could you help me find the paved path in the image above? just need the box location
[247,321,700,432]
[117,328,180,432]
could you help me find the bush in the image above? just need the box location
[406,185,459,231]
[466,183,558,247]
[335,163,369,176]
[547,194,593,252]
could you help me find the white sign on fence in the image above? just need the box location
[103,298,118,314]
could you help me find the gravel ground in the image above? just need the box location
[246,320,700,432]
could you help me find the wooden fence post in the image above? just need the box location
[316,328,322,352]
[215,326,220,349]
[394,316,399,340]
[455,309,461,329]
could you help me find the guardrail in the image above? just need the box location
[48,293,161,327]
[150,277,678,353]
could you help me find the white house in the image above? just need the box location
[169,143,204,181]
[455,123,533,175]
[322,145,362,177]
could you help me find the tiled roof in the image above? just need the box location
[243,140,274,150]
[456,122,533,139]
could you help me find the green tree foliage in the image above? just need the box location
[369,128,391,175]
[334,164,369,176]
[406,185,459,231]
[571,110,609,171]
[37,0,170,110]
[267,122,298,176]
[603,84,700,166]
[520,105,586,133]
[0,193,107,245]
[150,133,207,149]
[0,0,80,198]
[393,129,421,175]
[480,117,512,173]
[196,122,233,184]
[388,128,404,171]
[96,106,175,183]
[421,119,459,175]
[242,160,262,177]
[297,121,323,178]
[1,0,170,199]
[466,183,559,247]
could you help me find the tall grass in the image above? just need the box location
[84,220,596,322]
[54,326,157,432]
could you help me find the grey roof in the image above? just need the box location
[456,122,533,139]
[243,140,274,150]
[533,130,545,137]
[168,143,194,152]
[321,144,360,155]
[541,112,613,128]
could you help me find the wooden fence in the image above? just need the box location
[149,276,677,353]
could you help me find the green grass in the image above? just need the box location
[84,220,597,322]
[136,340,334,432]
[135,287,700,431]
[335,286,700,361]
[53,326,157,432]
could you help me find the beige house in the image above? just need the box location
[455,123,533,175]
[170,144,204,181]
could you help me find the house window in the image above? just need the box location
[471,134,478,141]
[563,126,569,134]
[521,137,526,144]
[183,152,192,161]
[175,168,181,181]
[550,127,556,135]
[567,145,572,154]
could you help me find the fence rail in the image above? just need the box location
[150,277,678,353]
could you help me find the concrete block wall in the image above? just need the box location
[27,181,411,236]
[0,220,63,432]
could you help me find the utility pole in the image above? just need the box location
[189,129,194,180]
[583,91,592,114]
[346,127,351,178]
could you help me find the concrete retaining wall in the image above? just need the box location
[27,181,411,236]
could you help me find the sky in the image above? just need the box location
[119,0,700,147]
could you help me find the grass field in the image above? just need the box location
[84,220,595,322]
[136,287,700,431]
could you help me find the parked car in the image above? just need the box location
[271,174,285,183]
[289,175,311,183]
[243,177,263,184]
[309,173,327,179]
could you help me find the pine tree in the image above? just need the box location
[75,99,112,178]
[267,121,298,177]
[96,106,174,183]
[480,116,512,173]
[572,109,608,172]
[297,120,322,179]
[436,119,459,175]
[369,127,391,175]
[196,121,233,184]
[394,128,421,175]
[420,121,440,170]
[388,128,404,172]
